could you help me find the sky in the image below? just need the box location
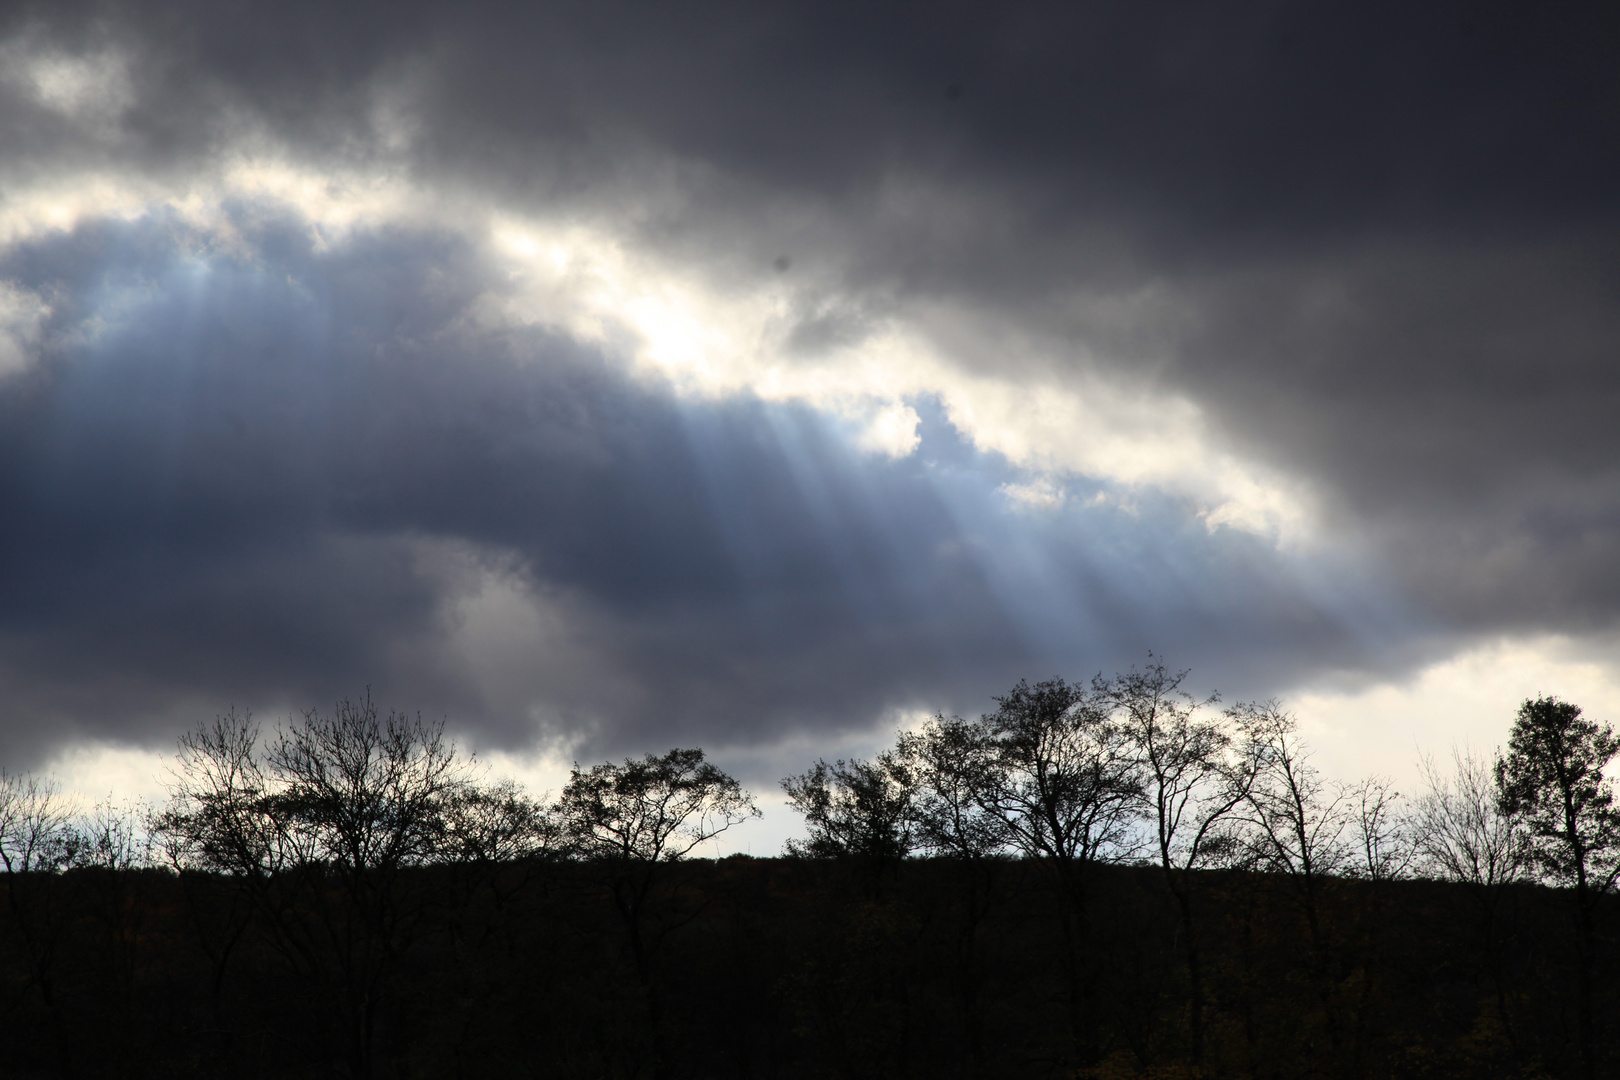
[2,1,1618,850]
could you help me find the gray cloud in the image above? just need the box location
[0,203,1392,763]
[1,1,1616,765]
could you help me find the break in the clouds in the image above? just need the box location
[1,1,1617,783]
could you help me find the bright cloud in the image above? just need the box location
[0,38,133,131]
[44,741,171,808]
[0,85,1316,543]
[486,210,1315,538]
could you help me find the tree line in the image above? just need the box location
[782,666,1620,1079]
[0,666,1616,1078]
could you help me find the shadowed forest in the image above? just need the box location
[2,665,1616,1080]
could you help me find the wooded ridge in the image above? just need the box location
[2,668,1616,1079]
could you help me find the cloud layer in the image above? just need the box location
[1,1,1617,774]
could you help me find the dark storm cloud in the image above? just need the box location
[56,0,1606,561]
[9,2,1615,241]
[0,206,1388,762]
[1169,239,1620,625]
[1,0,1616,760]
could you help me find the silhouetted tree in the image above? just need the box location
[441,778,563,865]
[150,707,283,1063]
[68,797,155,1061]
[895,713,1011,1074]
[979,676,1141,1064]
[561,748,757,1077]
[154,708,284,879]
[1418,747,1526,891]
[1496,696,1620,1080]
[0,771,78,874]
[782,752,918,882]
[897,713,1008,862]
[74,797,152,871]
[562,747,758,867]
[1110,660,1255,1065]
[156,695,485,1079]
[1415,746,1528,1053]
[1343,776,1413,883]
[1235,701,1359,1067]
[1238,702,1354,916]
[0,771,78,1064]
[982,676,1142,875]
[12,695,1620,1079]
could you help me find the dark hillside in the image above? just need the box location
[0,858,1610,1079]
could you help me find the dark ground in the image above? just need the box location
[0,856,1610,1079]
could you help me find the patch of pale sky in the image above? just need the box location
[928,365,1315,540]
[218,154,428,243]
[1286,633,1620,799]
[43,741,171,810]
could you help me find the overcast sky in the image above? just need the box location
[2,2,1618,834]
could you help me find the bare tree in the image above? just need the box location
[280,696,480,1078]
[0,771,78,874]
[897,713,1009,861]
[0,771,79,1027]
[1344,775,1413,883]
[978,676,1142,1063]
[561,748,757,1079]
[158,696,487,876]
[1237,702,1354,899]
[782,752,917,866]
[1235,702,1364,1067]
[149,707,286,1047]
[68,796,156,1053]
[157,695,486,1080]
[1110,661,1255,1066]
[1415,746,1524,890]
[895,713,1010,1075]
[154,708,287,879]
[267,696,476,872]
[1414,746,1527,1050]
[74,797,153,872]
